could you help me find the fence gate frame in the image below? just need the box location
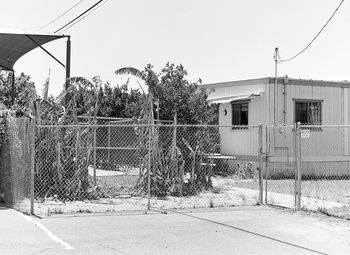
[264,123,302,210]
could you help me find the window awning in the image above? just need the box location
[0,28,67,71]
[208,92,262,104]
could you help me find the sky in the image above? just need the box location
[1,0,349,97]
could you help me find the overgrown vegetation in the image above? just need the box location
[116,64,218,197]
[0,63,218,201]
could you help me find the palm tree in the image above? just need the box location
[115,67,145,80]
[115,67,147,95]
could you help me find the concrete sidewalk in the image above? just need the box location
[2,205,350,255]
[0,203,63,255]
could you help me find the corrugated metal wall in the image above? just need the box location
[271,82,349,158]
[218,96,265,156]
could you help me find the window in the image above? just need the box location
[232,102,248,126]
[295,101,321,125]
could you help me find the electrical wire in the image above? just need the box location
[59,0,111,33]
[279,0,345,63]
[54,0,104,34]
[38,0,86,31]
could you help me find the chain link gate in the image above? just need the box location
[265,124,300,209]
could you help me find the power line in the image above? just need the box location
[54,0,104,34]
[38,0,86,31]
[60,0,110,33]
[59,0,111,33]
[279,0,345,63]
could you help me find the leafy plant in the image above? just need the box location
[115,64,218,197]
[34,77,101,200]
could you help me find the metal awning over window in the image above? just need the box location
[208,92,262,104]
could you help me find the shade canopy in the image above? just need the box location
[0,28,67,71]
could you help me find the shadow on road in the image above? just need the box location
[158,208,328,255]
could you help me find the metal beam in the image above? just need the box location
[26,35,66,68]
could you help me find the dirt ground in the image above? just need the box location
[26,176,260,216]
[19,175,350,220]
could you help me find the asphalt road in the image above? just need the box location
[1,205,350,255]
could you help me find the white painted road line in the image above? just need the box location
[15,211,74,250]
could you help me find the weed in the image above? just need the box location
[77,208,93,213]
[252,194,259,203]
[209,198,215,208]
[268,196,275,205]
[238,192,246,202]
[316,206,331,216]
[211,187,221,194]
[48,207,64,215]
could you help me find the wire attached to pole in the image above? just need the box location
[59,0,111,33]
[279,0,344,63]
[54,0,104,34]
[38,0,86,31]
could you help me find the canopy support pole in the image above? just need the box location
[65,36,71,105]
[11,71,15,105]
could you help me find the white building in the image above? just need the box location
[202,77,350,176]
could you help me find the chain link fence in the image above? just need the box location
[3,118,349,219]
[148,125,263,211]
[0,117,35,214]
[32,122,263,215]
[299,125,350,219]
[266,124,350,219]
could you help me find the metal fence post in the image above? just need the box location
[293,123,297,209]
[258,124,264,204]
[264,126,269,204]
[147,123,152,211]
[30,123,36,215]
[57,142,61,180]
[296,122,302,210]
[93,126,97,185]
[108,124,111,170]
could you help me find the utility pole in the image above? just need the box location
[273,47,279,125]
